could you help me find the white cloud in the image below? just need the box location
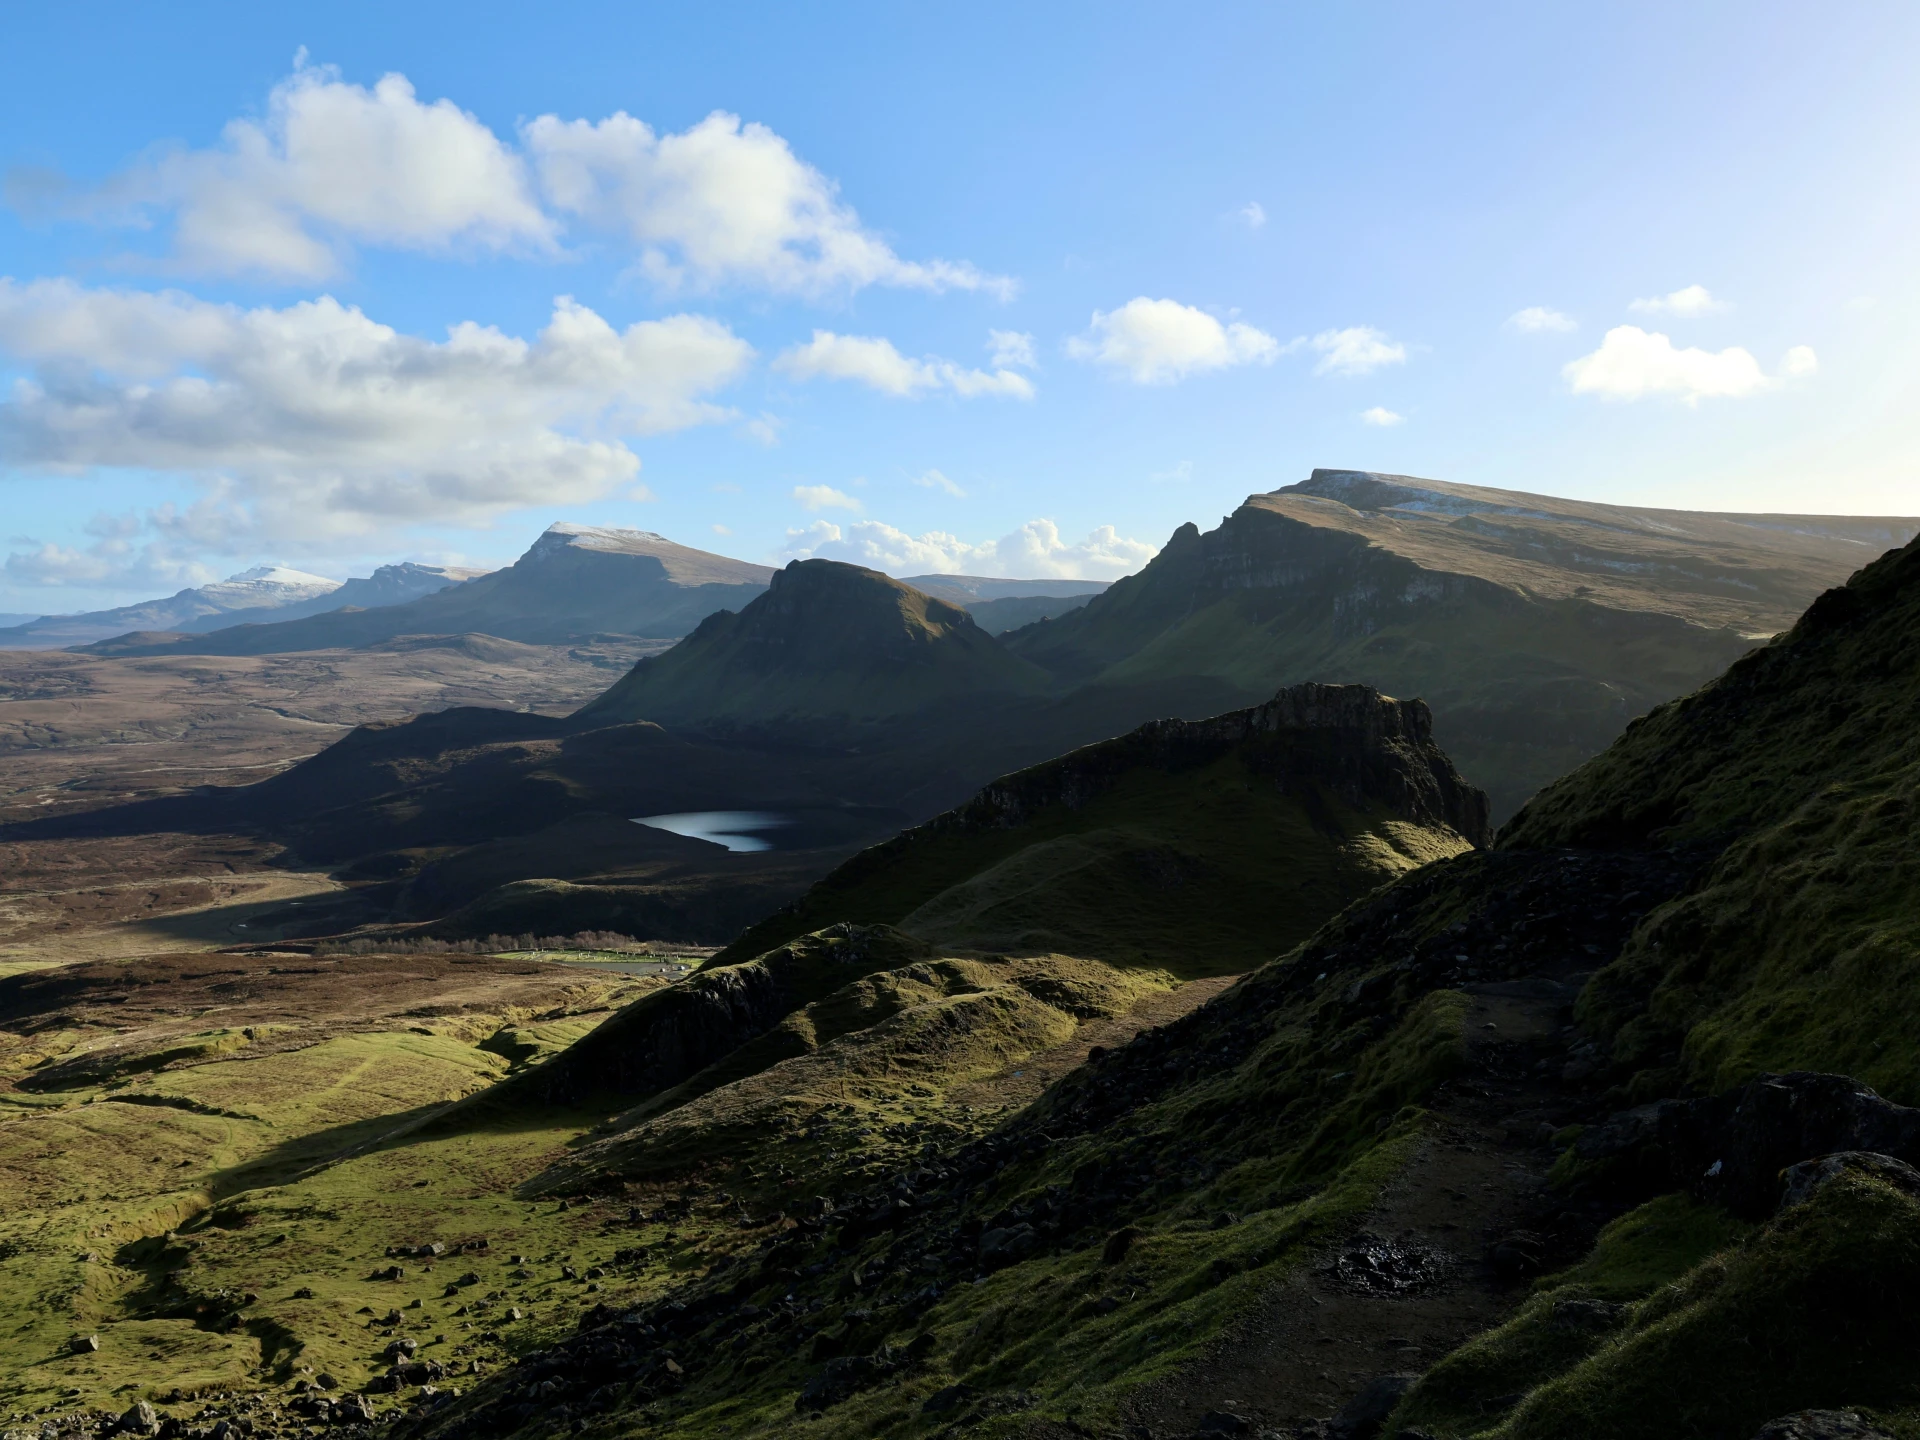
[1781,345,1819,377]
[1561,324,1818,403]
[793,484,861,512]
[1507,306,1577,333]
[51,62,557,280]
[26,62,1005,299]
[1236,201,1267,229]
[525,109,1011,298]
[1150,460,1194,484]
[987,329,1037,370]
[1067,298,1279,385]
[1360,406,1404,427]
[913,470,967,498]
[0,279,752,540]
[773,331,1034,399]
[784,518,1155,580]
[1629,284,1723,318]
[1310,326,1408,376]
[711,523,733,536]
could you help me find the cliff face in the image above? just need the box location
[1006,485,1767,819]
[713,681,1487,969]
[927,681,1490,848]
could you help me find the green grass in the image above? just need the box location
[1479,1170,1920,1440]
[1502,534,1920,1103]
[720,749,1472,975]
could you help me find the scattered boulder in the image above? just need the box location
[922,1384,979,1414]
[977,1223,1038,1270]
[1575,1072,1920,1217]
[69,1334,100,1354]
[1779,1152,1920,1212]
[1102,1226,1143,1264]
[1198,1410,1251,1434]
[1753,1412,1896,1440]
[337,1395,375,1423]
[116,1401,159,1436]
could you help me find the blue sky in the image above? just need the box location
[2,1,1917,612]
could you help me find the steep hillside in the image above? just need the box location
[717,682,1486,969]
[375,535,1920,1440]
[85,525,776,655]
[579,560,1050,727]
[1008,469,1917,818]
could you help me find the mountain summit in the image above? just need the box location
[580,559,1050,727]
[76,524,777,656]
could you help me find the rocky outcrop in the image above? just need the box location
[1573,1072,1920,1217]
[517,925,933,1105]
[929,681,1490,847]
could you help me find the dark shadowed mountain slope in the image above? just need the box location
[79,524,776,655]
[1005,470,1916,818]
[713,682,1487,971]
[578,559,1050,727]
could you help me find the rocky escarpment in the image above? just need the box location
[715,682,1488,966]
[924,681,1490,846]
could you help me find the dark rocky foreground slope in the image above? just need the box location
[397,531,1920,1440]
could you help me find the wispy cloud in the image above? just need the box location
[1310,326,1408,376]
[1507,306,1577,333]
[1360,406,1404,427]
[775,331,1034,398]
[792,484,862,512]
[913,469,967,498]
[1628,284,1722,318]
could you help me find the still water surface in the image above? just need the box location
[632,810,794,853]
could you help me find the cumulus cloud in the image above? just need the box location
[773,331,1034,399]
[1507,306,1577,333]
[913,470,967,498]
[1629,284,1722,317]
[793,484,861,512]
[0,279,752,539]
[1562,324,1814,404]
[32,62,557,280]
[22,62,1005,298]
[1360,406,1404,426]
[1310,326,1407,376]
[525,109,1011,298]
[784,518,1154,580]
[1067,298,1279,384]
[987,329,1037,370]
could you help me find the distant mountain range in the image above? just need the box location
[10,469,1914,946]
[0,561,482,651]
[53,524,1112,656]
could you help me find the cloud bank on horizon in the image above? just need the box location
[1,4,1905,608]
